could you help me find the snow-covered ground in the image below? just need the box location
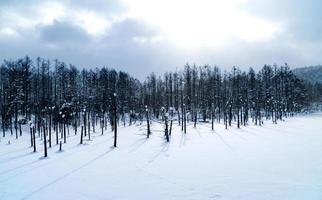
[1,113,322,200]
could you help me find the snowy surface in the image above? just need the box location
[1,113,322,200]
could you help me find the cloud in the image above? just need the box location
[0,0,322,80]
[38,20,91,44]
[243,0,322,43]
[102,19,160,44]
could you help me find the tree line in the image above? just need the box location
[0,56,319,155]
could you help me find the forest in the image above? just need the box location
[0,56,321,156]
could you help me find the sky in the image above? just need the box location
[0,0,321,79]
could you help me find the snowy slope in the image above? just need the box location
[1,113,322,200]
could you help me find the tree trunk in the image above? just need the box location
[80,126,83,144]
[43,125,47,157]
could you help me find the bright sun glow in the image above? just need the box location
[124,0,278,48]
[73,11,111,36]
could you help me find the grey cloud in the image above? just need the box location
[102,19,160,45]
[90,19,179,78]
[1,0,322,80]
[37,20,91,44]
[244,0,322,42]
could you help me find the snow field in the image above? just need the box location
[1,113,322,200]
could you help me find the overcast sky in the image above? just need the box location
[0,0,321,79]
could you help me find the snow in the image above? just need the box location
[1,113,322,200]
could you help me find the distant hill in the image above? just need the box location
[293,65,322,84]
